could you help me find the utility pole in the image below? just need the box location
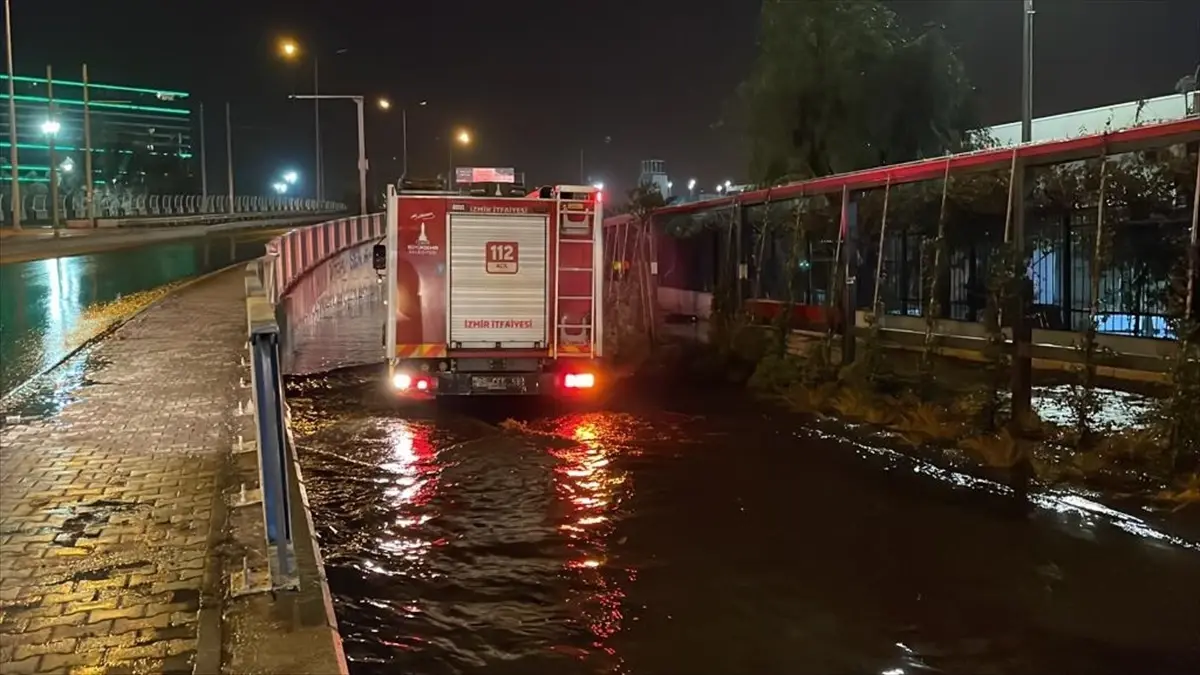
[314,56,322,202]
[1009,0,1035,500]
[225,102,234,213]
[46,65,60,231]
[199,103,208,201]
[355,96,367,215]
[1021,0,1034,144]
[83,64,95,224]
[4,0,20,229]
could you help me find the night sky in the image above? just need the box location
[9,0,1198,199]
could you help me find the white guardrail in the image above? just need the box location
[0,189,346,224]
[262,212,385,305]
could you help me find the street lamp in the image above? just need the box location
[42,105,63,229]
[278,37,326,200]
[398,100,426,178]
[687,178,696,200]
[593,182,604,190]
[272,181,288,194]
[4,0,19,229]
[378,98,391,110]
[283,170,298,185]
[289,93,386,215]
[448,128,471,187]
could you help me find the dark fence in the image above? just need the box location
[645,148,1197,340]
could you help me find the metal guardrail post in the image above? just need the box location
[249,322,295,584]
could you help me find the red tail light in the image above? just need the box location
[392,373,433,392]
[563,373,595,389]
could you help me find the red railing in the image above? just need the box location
[263,213,385,304]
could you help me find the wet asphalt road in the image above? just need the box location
[0,228,284,397]
[286,363,1200,675]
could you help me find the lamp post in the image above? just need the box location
[447,129,470,188]
[280,40,351,201]
[687,178,696,200]
[4,0,19,229]
[1021,0,1034,144]
[387,99,425,179]
[82,63,96,223]
[44,64,61,230]
[279,39,322,200]
[289,94,387,215]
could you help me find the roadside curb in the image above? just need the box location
[284,404,352,675]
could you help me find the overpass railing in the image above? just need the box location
[262,212,385,305]
[1,187,346,224]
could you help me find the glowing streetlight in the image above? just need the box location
[724,180,732,190]
[283,170,298,184]
[59,157,74,173]
[687,178,696,190]
[716,184,724,193]
[41,120,61,135]
[277,37,326,200]
[378,98,391,110]
[593,182,604,190]
[446,128,473,187]
[272,181,288,194]
[279,38,299,59]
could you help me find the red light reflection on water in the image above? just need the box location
[374,420,441,570]
[550,414,633,652]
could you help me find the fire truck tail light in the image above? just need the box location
[563,373,595,389]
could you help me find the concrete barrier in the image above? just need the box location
[224,261,350,674]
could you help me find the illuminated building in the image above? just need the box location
[0,74,195,191]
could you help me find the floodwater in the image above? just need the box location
[287,367,1200,675]
[0,229,282,397]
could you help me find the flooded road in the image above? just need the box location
[0,228,283,396]
[288,369,1200,675]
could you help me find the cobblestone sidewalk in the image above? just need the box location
[0,270,247,674]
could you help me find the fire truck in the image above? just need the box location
[372,179,604,396]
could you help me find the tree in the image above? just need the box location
[739,0,981,185]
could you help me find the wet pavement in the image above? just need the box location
[281,303,1200,675]
[0,271,249,674]
[0,228,285,398]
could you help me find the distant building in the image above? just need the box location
[638,159,671,198]
[986,92,1195,146]
[0,73,195,192]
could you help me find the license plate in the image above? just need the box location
[471,375,525,392]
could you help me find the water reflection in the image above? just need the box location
[1032,384,1153,430]
[0,232,275,396]
[292,372,1200,675]
[551,416,634,667]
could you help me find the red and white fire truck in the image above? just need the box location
[372,180,605,396]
